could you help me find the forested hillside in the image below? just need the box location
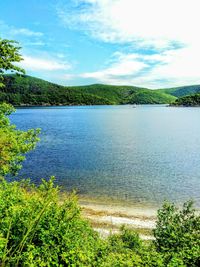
[0,74,176,105]
[171,93,200,106]
[0,75,112,105]
[158,85,200,97]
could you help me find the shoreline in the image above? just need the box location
[79,197,200,240]
[79,197,157,240]
[15,104,168,108]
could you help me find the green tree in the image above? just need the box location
[0,38,39,176]
[0,38,25,87]
[0,178,101,266]
[153,201,200,266]
[0,103,40,176]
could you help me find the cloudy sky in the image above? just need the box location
[1,0,200,88]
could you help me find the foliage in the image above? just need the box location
[101,201,200,266]
[0,74,176,106]
[126,90,175,104]
[0,177,102,266]
[0,38,25,87]
[154,201,200,266]
[100,226,164,267]
[171,93,200,106]
[0,179,200,266]
[108,226,142,253]
[0,178,164,267]
[0,103,40,176]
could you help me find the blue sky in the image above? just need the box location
[1,0,200,88]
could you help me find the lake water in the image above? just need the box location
[10,105,200,208]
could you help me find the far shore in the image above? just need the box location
[15,103,169,108]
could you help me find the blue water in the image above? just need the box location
[10,105,200,207]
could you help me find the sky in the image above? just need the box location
[0,0,200,88]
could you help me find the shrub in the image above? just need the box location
[108,226,142,253]
[153,201,200,266]
[0,177,101,266]
[104,227,164,267]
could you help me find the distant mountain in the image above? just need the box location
[0,74,176,106]
[158,85,200,97]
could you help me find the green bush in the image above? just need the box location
[107,226,142,253]
[0,177,102,266]
[153,201,200,266]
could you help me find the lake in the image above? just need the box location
[10,105,200,208]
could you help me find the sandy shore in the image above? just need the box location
[79,198,157,240]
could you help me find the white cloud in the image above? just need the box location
[58,0,200,87]
[0,20,43,38]
[11,28,43,37]
[79,46,200,88]
[59,0,200,48]
[80,52,147,84]
[142,44,200,88]
[19,55,71,71]
[25,41,46,46]
[78,52,143,85]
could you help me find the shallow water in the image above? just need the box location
[10,105,200,208]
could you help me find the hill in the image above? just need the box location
[171,93,200,106]
[0,74,176,106]
[75,84,176,104]
[0,75,112,106]
[158,85,200,97]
